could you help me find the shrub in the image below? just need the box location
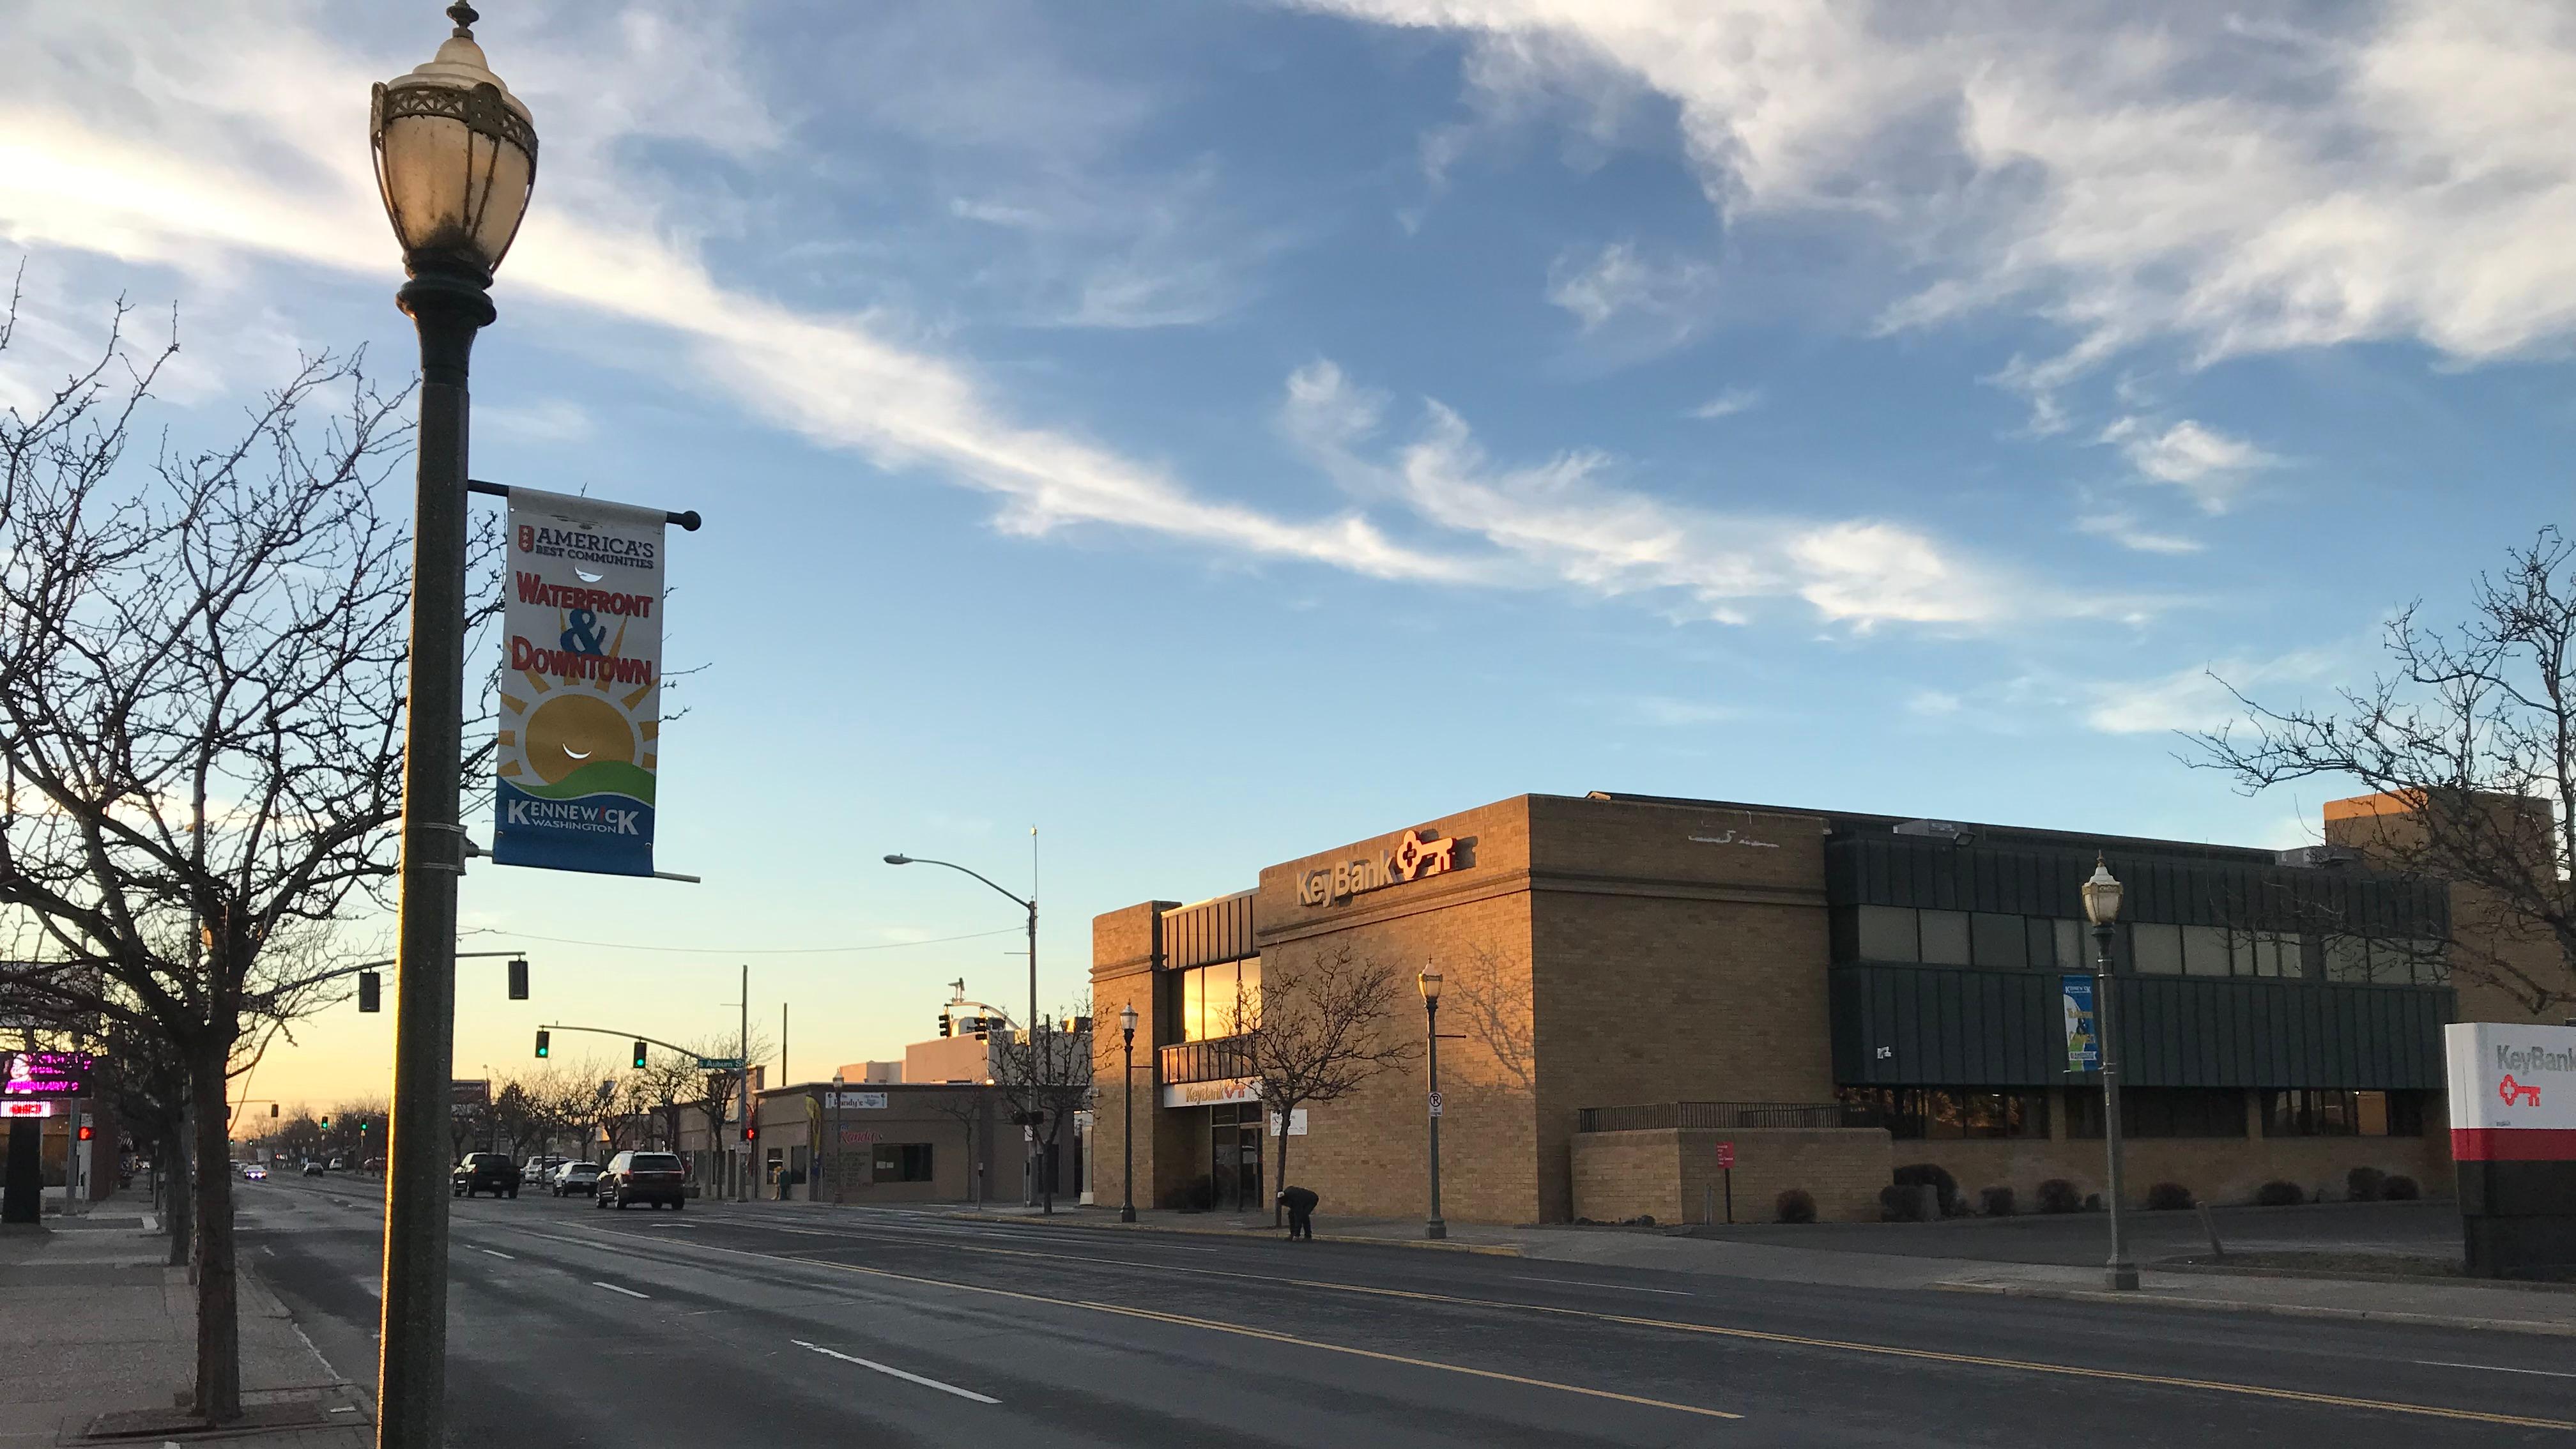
[2035,1178,2082,1215]
[2346,1166,2387,1202]
[1879,1183,1931,1222]
[2380,1174,2421,1201]
[1979,1185,2017,1217]
[2083,1192,2103,1211]
[2145,1181,2194,1211]
[1775,1188,1818,1224]
[1894,1162,1961,1217]
[2254,1179,2304,1207]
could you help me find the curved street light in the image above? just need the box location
[370,6,537,1446]
[885,852,1039,1205]
[2082,856,2138,1292]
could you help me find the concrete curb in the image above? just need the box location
[1935,1279,2576,1337]
[939,1212,1524,1257]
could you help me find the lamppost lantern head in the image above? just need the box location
[2081,855,2125,927]
[884,854,912,866]
[1118,1003,1138,1039]
[370,1,537,284]
[1418,965,1443,1003]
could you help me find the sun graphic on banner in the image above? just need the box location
[497,610,658,796]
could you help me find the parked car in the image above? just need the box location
[326,1156,349,1171]
[302,1162,325,1177]
[596,1151,685,1210]
[451,1153,521,1199]
[552,1162,604,1197]
[522,1156,568,1188]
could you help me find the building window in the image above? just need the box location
[1918,910,1972,966]
[1172,958,1262,1041]
[2068,1088,2245,1138]
[2131,923,2184,975]
[873,1143,934,1181]
[1856,906,1918,962]
[2181,926,2232,977]
[1971,913,2027,969]
[2262,1090,2425,1137]
[1837,1087,2048,1140]
[2232,930,2300,978]
[2322,938,2448,986]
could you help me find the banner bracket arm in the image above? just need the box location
[467,478,702,532]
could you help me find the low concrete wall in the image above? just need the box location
[1572,1126,1892,1224]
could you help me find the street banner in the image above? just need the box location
[2445,1022,2576,1160]
[495,486,666,877]
[2060,975,2099,1073]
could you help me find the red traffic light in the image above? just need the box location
[741,1125,757,1142]
[77,1124,94,1141]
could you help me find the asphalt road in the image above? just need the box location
[239,1176,2576,1447]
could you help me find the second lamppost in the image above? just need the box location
[2082,856,2139,1291]
[1118,1003,1140,1223]
[367,6,535,1448]
[1419,965,1446,1240]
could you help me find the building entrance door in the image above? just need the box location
[1209,1107,1264,1213]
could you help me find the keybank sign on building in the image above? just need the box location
[1089,790,2558,1228]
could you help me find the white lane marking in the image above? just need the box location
[592,1280,650,1299]
[791,1340,998,1404]
[1509,1275,1693,1297]
[478,1249,515,1260]
[2414,1360,2576,1379]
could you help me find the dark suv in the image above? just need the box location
[597,1151,686,1210]
[452,1153,522,1199]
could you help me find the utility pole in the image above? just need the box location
[737,963,749,1202]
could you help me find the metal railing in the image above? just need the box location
[1575,1101,1885,1133]
[1157,1035,1253,1085]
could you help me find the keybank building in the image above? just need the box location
[1089,790,2551,1225]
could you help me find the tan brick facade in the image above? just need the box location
[1091,790,2483,1226]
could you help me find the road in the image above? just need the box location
[240,1175,2576,1447]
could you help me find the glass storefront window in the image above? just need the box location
[1176,959,1261,1041]
[2181,925,2231,977]
[1971,913,2027,969]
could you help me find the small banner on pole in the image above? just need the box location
[2061,974,2099,1073]
[495,487,666,876]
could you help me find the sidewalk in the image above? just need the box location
[887,1199,2576,1337]
[0,1215,371,1445]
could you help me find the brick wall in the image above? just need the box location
[1574,1127,1891,1224]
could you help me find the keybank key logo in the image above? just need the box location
[2498,1074,2543,1107]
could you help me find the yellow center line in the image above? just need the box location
[497,1216,2576,1432]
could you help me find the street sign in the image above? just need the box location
[1714,1141,1735,1169]
[826,1091,886,1110]
[450,1078,490,1114]
[1427,1091,1443,1117]
[697,1056,745,1070]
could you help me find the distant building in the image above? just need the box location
[831,1060,904,1084]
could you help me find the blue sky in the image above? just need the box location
[6,0,2573,1107]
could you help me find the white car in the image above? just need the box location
[241,1163,267,1182]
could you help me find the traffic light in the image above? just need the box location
[937,1012,951,1038]
[320,1114,332,1129]
[77,1124,93,1141]
[358,970,380,1013]
[631,1039,647,1070]
[358,1121,370,1137]
[740,1124,757,1142]
[507,957,528,1000]
[535,1029,551,1059]
[269,1103,279,1118]
[972,1016,990,1041]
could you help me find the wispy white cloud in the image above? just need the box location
[2101,418,2281,512]
[1280,358,2102,630]
[1304,0,2576,417]
[477,399,595,444]
[0,4,1463,585]
[2074,509,2205,555]
[1687,386,1763,420]
[2082,649,2345,736]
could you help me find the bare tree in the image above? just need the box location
[687,1029,774,1196]
[993,1002,1091,1215]
[625,1048,701,1153]
[2195,528,2576,1016]
[0,289,500,1421]
[1235,947,1418,1227]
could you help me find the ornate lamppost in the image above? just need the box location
[1420,964,1446,1241]
[1119,1003,1140,1223]
[367,7,535,1446]
[2082,856,2139,1292]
